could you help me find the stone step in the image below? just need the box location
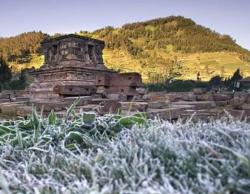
[0,103,32,118]
[148,101,169,109]
[90,98,110,105]
[147,107,184,120]
[31,101,69,112]
[120,102,148,112]
[78,104,99,112]
[171,101,216,110]
[63,96,92,106]
[0,99,11,103]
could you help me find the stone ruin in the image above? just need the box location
[27,34,143,102]
[0,34,147,117]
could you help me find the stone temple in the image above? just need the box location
[27,34,143,103]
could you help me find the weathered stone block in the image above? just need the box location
[107,93,127,101]
[120,102,148,112]
[98,100,121,114]
[0,99,10,103]
[54,85,97,96]
[80,104,99,112]
[167,92,195,102]
[171,101,216,110]
[63,96,92,106]
[242,103,250,110]
[148,107,183,120]
[143,92,168,101]
[214,101,229,107]
[15,97,30,102]
[136,87,147,95]
[33,101,68,112]
[196,94,213,101]
[212,93,233,101]
[16,106,32,117]
[193,88,206,95]
[227,109,250,121]
[148,101,169,109]
[0,103,21,117]
[90,98,109,105]
[181,109,219,121]
[230,97,245,109]
[246,94,250,104]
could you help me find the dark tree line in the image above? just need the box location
[0,57,12,90]
[147,68,244,92]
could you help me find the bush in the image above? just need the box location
[146,80,209,92]
[0,58,12,91]
[0,70,28,91]
[8,80,26,90]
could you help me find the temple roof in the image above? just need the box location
[41,34,105,45]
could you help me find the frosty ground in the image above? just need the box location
[0,108,250,194]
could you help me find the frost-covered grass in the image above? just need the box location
[0,106,250,194]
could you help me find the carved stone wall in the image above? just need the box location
[42,34,105,69]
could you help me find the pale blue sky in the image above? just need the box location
[0,0,249,50]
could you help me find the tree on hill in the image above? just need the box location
[227,69,243,90]
[230,69,242,82]
[208,75,222,90]
[0,57,12,90]
[8,70,27,90]
[168,57,183,81]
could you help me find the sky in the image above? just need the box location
[0,0,249,50]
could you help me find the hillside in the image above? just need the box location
[0,31,46,72]
[1,16,250,82]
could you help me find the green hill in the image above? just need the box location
[1,16,250,82]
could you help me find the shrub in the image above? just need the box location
[146,80,209,92]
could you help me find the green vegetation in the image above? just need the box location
[0,58,27,91]
[0,106,250,193]
[88,16,248,54]
[146,80,208,92]
[7,70,28,90]
[1,16,250,82]
[146,68,244,92]
[0,57,12,91]
[86,16,250,81]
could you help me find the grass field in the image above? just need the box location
[0,106,250,193]
[10,54,44,72]
[103,50,250,82]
